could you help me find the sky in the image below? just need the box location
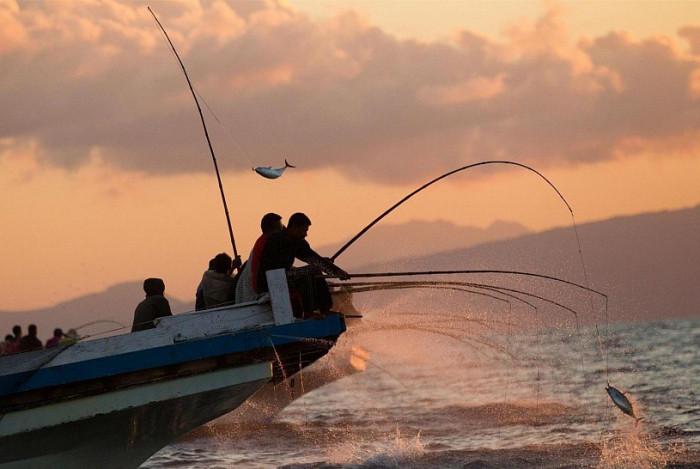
[1,0,699,310]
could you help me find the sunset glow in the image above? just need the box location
[2,0,699,309]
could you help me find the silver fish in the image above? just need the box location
[253,159,295,179]
[606,383,642,424]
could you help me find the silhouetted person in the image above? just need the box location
[258,212,350,317]
[235,213,284,303]
[198,253,238,309]
[1,335,15,355]
[61,328,79,345]
[45,328,63,348]
[195,257,216,311]
[132,278,172,332]
[19,324,43,352]
[5,325,21,354]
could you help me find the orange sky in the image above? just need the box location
[1,0,699,310]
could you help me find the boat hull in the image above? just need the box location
[0,363,271,469]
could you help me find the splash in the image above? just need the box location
[598,427,671,469]
[597,398,680,469]
[326,426,425,467]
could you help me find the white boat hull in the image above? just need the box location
[0,362,271,469]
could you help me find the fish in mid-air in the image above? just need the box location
[606,383,642,425]
[253,159,295,179]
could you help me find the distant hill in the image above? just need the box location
[0,282,193,340]
[352,205,700,324]
[319,219,529,268]
[2,206,698,336]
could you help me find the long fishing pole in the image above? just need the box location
[329,269,607,299]
[331,160,572,261]
[148,6,239,259]
[337,281,539,310]
[337,279,581,319]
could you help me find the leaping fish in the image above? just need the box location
[253,159,295,179]
[606,383,642,425]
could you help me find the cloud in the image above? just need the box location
[1,0,700,183]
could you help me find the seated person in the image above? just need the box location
[45,328,63,348]
[18,324,43,352]
[132,278,172,332]
[235,212,284,303]
[195,257,216,311]
[198,253,238,309]
[0,335,15,355]
[257,212,350,317]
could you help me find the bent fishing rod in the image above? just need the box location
[331,160,572,262]
[148,7,239,259]
[337,279,582,325]
[327,268,607,299]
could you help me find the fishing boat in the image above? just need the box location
[0,270,346,469]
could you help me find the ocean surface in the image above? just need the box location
[142,315,700,468]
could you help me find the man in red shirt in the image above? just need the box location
[235,213,284,303]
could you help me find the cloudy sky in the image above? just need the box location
[2,0,699,310]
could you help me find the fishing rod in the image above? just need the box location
[148,7,239,259]
[338,281,539,311]
[344,284,510,304]
[329,269,607,299]
[331,160,572,261]
[337,279,581,319]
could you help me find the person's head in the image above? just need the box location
[207,257,216,270]
[4,334,13,342]
[53,328,63,338]
[28,324,37,337]
[143,278,166,296]
[287,212,311,239]
[260,212,283,234]
[212,253,232,274]
[12,325,21,338]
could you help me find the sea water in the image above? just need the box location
[143,317,700,468]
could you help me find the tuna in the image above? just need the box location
[606,383,642,425]
[253,159,295,179]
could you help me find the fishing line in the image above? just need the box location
[193,87,256,169]
[386,311,516,329]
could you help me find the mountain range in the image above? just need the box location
[1,205,698,338]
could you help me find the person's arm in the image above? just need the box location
[297,241,350,280]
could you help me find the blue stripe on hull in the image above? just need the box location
[0,315,344,397]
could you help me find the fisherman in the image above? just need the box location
[3,325,21,354]
[45,328,64,348]
[18,324,43,352]
[11,325,21,344]
[258,212,350,317]
[131,278,172,332]
[197,253,240,309]
[60,328,79,345]
[235,212,284,303]
[0,335,15,355]
[195,257,216,311]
